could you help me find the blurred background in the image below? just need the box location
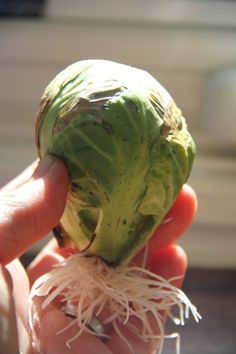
[0,1,235,353]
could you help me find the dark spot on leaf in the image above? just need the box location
[102,121,113,134]
[127,100,139,113]
[71,182,82,192]
[160,122,171,138]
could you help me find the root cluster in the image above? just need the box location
[29,253,201,353]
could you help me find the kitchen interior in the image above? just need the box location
[0,1,236,353]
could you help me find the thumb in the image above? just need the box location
[0,155,69,265]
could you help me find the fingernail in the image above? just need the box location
[33,155,56,179]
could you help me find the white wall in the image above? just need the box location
[1,0,236,267]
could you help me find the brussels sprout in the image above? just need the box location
[35,60,195,265]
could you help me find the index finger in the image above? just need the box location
[148,184,197,252]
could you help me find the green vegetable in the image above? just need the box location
[35,60,195,265]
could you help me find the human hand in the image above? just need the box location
[0,156,197,354]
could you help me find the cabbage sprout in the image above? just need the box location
[35,60,195,265]
[31,60,199,353]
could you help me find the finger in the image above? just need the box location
[28,247,112,353]
[0,155,69,265]
[0,265,19,354]
[27,238,75,286]
[0,160,39,194]
[27,247,65,286]
[149,184,197,252]
[148,244,187,288]
[29,237,74,269]
[31,297,112,354]
[6,259,30,328]
[6,259,32,353]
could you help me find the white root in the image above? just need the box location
[29,253,201,353]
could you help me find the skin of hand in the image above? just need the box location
[0,155,197,354]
